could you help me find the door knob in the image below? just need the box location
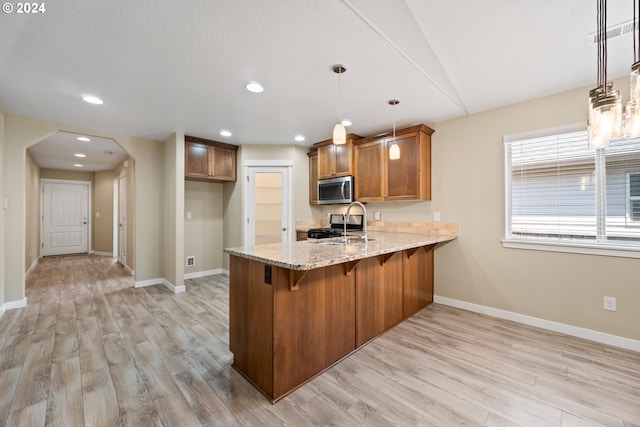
[282,227,287,231]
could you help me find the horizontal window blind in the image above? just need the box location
[505,129,640,248]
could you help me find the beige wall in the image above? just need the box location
[25,151,40,271]
[0,108,5,306]
[433,79,639,341]
[94,170,114,254]
[3,115,163,303]
[185,180,224,273]
[162,133,184,287]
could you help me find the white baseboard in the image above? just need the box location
[433,296,640,353]
[26,257,39,276]
[93,251,114,257]
[124,265,134,275]
[0,297,28,319]
[222,268,229,276]
[184,268,225,280]
[134,278,185,294]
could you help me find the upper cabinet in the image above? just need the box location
[185,135,238,182]
[307,150,319,204]
[314,134,361,179]
[354,124,433,201]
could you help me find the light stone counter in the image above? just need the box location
[224,231,455,271]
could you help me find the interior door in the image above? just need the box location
[244,166,292,247]
[118,174,127,266]
[42,181,89,256]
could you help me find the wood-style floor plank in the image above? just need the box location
[0,254,636,426]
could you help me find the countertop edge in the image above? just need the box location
[225,232,455,271]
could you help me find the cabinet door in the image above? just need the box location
[211,146,236,181]
[308,151,319,204]
[185,142,211,179]
[355,252,403,347]
[317,144,336,179]
[354,139,384,201]
[273,263,355,398]
[403,245,434,319]
[385,132,420,200]
[334,142,352,177]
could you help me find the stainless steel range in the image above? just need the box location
[307,214,364,239]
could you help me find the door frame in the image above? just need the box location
[40,178,92,256]
[117,172,127,267]
[243,160,293,247]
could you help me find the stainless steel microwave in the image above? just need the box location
[318,176,354,204]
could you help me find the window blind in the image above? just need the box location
[505,129,640,248]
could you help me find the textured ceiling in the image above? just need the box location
[0,0,634,170]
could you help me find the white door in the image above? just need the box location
[42,181,90,256]
[244,166,292,247]
[118,174,127,266]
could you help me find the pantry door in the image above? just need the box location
[41,180,90,256]
[243,163,292,247]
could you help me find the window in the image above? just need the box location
[629,173,640,222]
[504,127,640,256]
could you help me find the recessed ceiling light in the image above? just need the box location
[77,136,91,142]
[294,135,305,142]
[245,82,264,93]
[74,164,84,168]
[220,130,232,137]
[82,95,103,105]
[341,119,352,127]
[74,153,86,158]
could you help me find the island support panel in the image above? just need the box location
[229,244,435,402]
[229,255,355,402]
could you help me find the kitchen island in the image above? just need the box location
[224,231,455,402]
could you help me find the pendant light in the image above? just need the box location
[388,99,400,160]
[332,65,347,145]
[588,0,622,149]
[625,0,640,137]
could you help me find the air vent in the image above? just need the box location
[186,256,195,267]
[589,19,637,44]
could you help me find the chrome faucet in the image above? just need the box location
[344,201,367,242]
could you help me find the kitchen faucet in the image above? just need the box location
[344,201,367,242]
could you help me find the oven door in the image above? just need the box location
[318,176,353,205]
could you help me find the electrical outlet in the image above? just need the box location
[603,296,616,311]
[374,211,381,221]
[433,211,441,221]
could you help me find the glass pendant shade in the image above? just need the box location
[333,123,346,145]
[625,64,640,137]
[588,84,622,149]
[389,142,400,160]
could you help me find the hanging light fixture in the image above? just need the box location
[388,99,400,160]
[588,0,622,149]
[625,0,640,137]
[332,65,347,145]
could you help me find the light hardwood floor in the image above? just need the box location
[0,255,638,426]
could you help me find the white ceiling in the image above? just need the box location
[0,0,635,171]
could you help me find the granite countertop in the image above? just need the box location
[224,231,455,271]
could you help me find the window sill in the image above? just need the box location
[502,239,640,259]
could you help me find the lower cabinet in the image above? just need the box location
[229,256,355,402]
[403,245,435,318]
[229,245,434,402]
[355,252,404,347]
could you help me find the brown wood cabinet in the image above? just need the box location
[354,124,433,201]
[402,245,435,318]
[229,242,436,402]
[307,150,319,204]
[185,135,238,182]
[355,252,404,347]
[296,231,308,241]
[229,256,355,402]
[314,134,361,179]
